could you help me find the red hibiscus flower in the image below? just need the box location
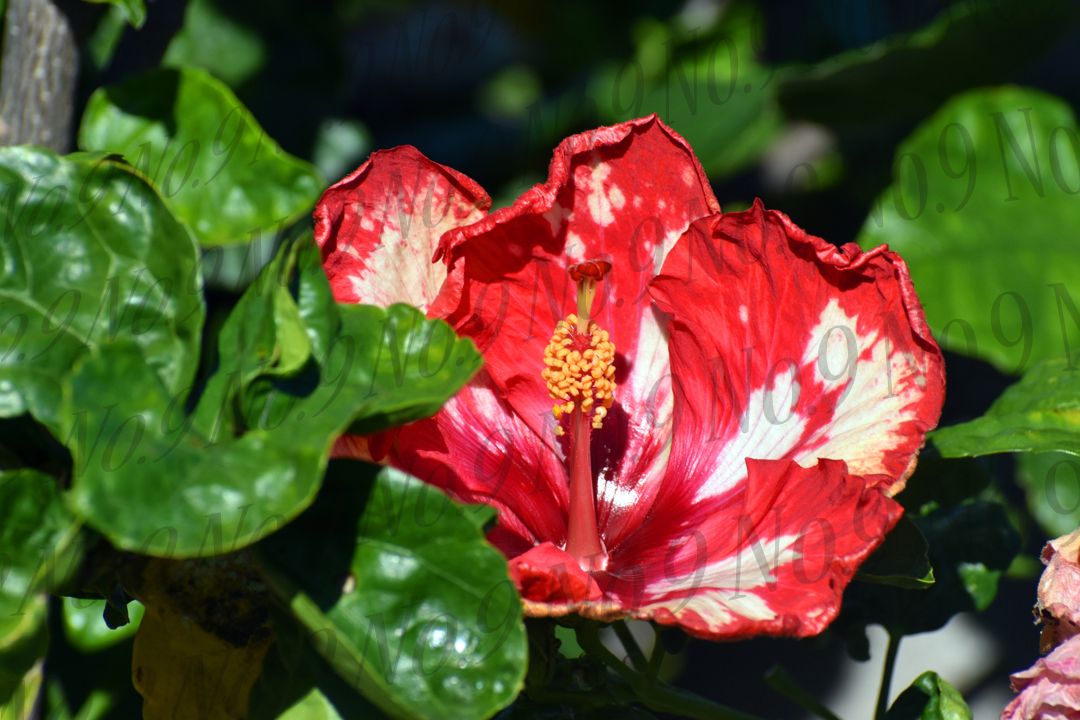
[315,115,944,640]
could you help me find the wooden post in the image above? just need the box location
[0,0,78,152]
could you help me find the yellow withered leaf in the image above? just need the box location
[127,553,273,720]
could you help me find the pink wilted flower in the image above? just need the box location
[1001,530,1080,719]
[1037,531,1080,653]
[315,116,944,640]
[1004,634,1080,720]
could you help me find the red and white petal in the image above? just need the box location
[508,543,605,614]
[610,459,900,639]
[648,200,944,501]
[315,145,490,313]
[390,371,570,558]
[432,115,717,542]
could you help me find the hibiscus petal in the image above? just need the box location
[509,457,900,636]
[392,371,570,556]
[314,145,490,313]
[610,458,899,639]
[432,115,718,540]
[508,542,604,613]
[649,200,944,501]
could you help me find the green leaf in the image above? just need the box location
[257,462,527,720]
[955,562,1000,612]
[855,515,934,589]
[0,601,45,709]
[780,0,1078,127]
[0,471,81,703]
[83,0,146,28]
[836,501,1019,645]
[162,0,267,88]
[87,4,128,71]
[932,358,1080,457]
[0,148,205,434]
[78,67,324,247]
[277,688,346,720]
[886,671,972,720]
[1017,450,1080,537]
[212,233,323,392]
[312,120,371,186]
[856,86,1080,375]
[250,604,388,720]
[0,661,42,720]
[589,3,783,178]
[62,598,144,653]
[62,236,479,557]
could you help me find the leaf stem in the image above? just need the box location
[576,621,772,720]
[642,684,772,720]
[613,619,648,672]
[575,622,639,686]
[645,625,665,687]
[874,631,902,720]
[764,665,843,720]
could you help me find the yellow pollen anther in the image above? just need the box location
[542,316,617,433]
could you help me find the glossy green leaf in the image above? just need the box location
[857,86,1080,375]
[886,671,972,720]
[162,0,267,88]
[932,358,1080,457]
[63,234,479,557]
[191,232,332,442]
[83,0,146,28]
[589,3,782,178]
[836,501,1019,649]
[62,598,144,653]
[0,471,81,703]
[1016,450,1080,537]
[250,604,387,720]
[855,515,934,589]
[257,462,527,720]
[210,233,323,393]
[78,67,324,247]
[0,148,205,434]
[780,0,1078,126]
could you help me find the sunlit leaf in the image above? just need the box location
[79,67,323,247]
[857,87,1080,375]
[932,358,1080,457]
[257,462,527,720]
[0,148,204,434]
[886,671,972,720]
[63,236,479,558]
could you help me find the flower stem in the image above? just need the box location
[874,631,902,720]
